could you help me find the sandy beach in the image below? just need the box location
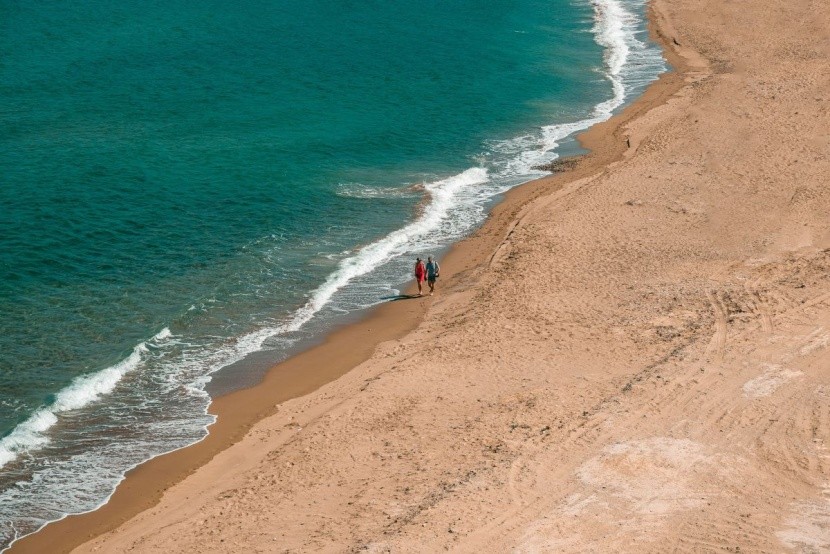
[12,0,830,551]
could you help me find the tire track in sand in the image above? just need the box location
[705,289,728,361]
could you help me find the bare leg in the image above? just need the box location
[429,279,435,295]
[417,280,423,296]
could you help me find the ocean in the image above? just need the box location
[0,0,664,549]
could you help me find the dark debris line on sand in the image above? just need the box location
[532,156,582,173]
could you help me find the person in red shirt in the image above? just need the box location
[414,257,426,296]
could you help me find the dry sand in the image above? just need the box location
[12,0,830,551]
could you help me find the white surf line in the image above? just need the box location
[215,167,490,353]
[494,0,647,178]
[0,328,171,470]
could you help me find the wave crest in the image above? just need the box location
[0,328,171,470]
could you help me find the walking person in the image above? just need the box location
[414,257,426,296]
[426,256,440,295]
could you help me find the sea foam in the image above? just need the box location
[0,328,170,470]
[208,167,490,358]
[494,0,654,178]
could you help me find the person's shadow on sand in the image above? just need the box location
[381,294,422,301]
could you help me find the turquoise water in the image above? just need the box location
[0,0,664,548]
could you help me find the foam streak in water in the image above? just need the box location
[218,167,489,359]
[0,328,171,469]
[496,0,654,176]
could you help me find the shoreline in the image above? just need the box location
[8,3,697,552]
